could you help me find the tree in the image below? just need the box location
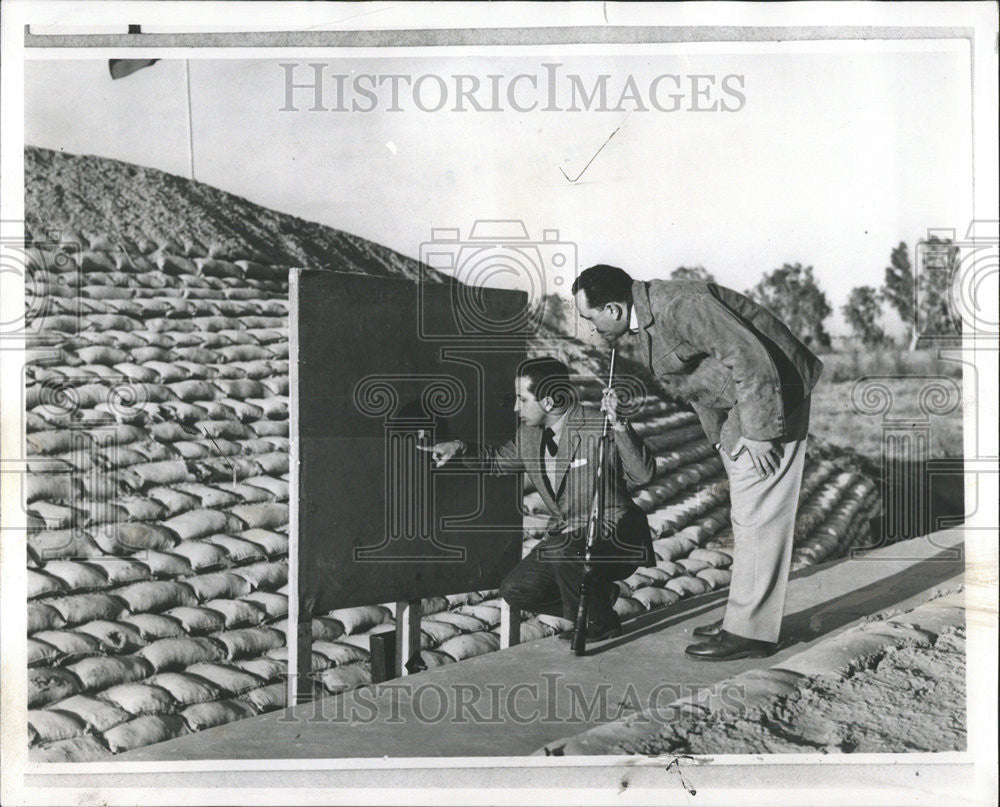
[539,292,572,334]
[842,286,887,347]
[882,242,915,348]
[746,262,832,350]
[914,235,961,347]
[670,265,716,283]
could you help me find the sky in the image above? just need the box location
[25,43,973,336]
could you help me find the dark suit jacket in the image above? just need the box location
[631,279,824,453]
[465,401,656,565]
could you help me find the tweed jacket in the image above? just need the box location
[465,402,655,565]
[631,279,824,453]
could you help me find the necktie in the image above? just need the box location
[542,427,558,457]
[542,427,558,498]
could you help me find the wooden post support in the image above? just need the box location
[499,600,521,649]
[370,629,396,684]
[286,617,313,706]
[395,599,422,677]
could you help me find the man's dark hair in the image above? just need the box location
[571,264,634,308]
[517,356,573,409]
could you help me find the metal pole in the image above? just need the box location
[570,348,616,655]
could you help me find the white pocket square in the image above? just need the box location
[569,458,588,468]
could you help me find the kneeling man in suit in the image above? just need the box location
[421,356,656,643]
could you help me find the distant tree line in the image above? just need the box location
[538,238,960,351]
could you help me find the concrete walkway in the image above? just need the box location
[119,529,965,760]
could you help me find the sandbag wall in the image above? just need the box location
[21,231,879,762]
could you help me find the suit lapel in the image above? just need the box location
[553,404,583,500]
[526,425,559,511]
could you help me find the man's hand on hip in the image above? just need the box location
[730,436,784,479]
[416,440,465,468]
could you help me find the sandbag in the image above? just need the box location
[170,540,231,571]
[665,575,711,597]
[228,503,288,530]
[121,460,199,492]
[31,630,102,662]
[29,529,104,560]
[212,627,284,660]
[185,661,266,695]
[28,709,86,745]
[675,557,711,575]
[83,557,152,585]
[454,604,501,628]
[696,568,733,590]
[47,694,132,733]
[687,548,733,568]
[443,591,486,609]
[631,587,681,610]
[633,566,673,586]
[113,580,199,613]
[163,509,242,542]
[28,569,66,599]
[25,474,82,504]
[201,598,266,629]
[68,655,152,692]
[73,620,146,653]
[147,672,222,705]
[519,619,560,642]
[231,657,286,683]
[172,483,241,509]
[138,636,224,672]
[312,664,371,696]
[185,571,253,601]
[91,521,178,554]
[437,631,500,661]
[180,699,258,732]
[48,593,126,626]
[238,528,288,557]
[137,550,193,578]
[612,597,645,621]
[327,605,393,636]
[240,682,287,712]
[164,606,227,635]
[419,620,462,649]
[121,613,186,641]
[311,641,370,667]
[230,560,287,591]
[28,668,82,708]
[251,452,290,476]
[28,638,61,667]
[652,535,698,562]
[427,611,489,633]
[102,714,189,754]
[239,591,288,620]
[98,683,178,715]
[29,735,113,762]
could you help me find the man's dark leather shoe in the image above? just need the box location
[692,618,724,638]
[684,630,776,661]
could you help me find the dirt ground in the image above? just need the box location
[631,625,966,755]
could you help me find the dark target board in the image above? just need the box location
[292,270,529,617]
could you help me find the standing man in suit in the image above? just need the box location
[572,265,823,660]
[420,357,656,643]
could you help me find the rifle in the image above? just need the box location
[570,348,616,655]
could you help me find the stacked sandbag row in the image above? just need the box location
[791,474,880,569]
[24,235,295,761]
